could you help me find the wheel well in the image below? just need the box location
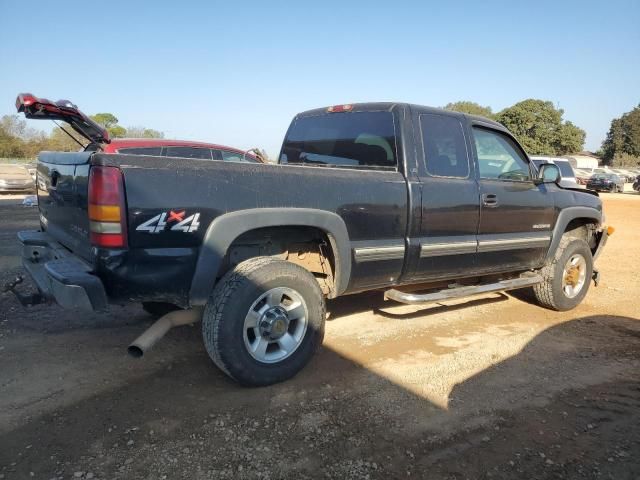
[564,218,599,252]
[222,226,337,296]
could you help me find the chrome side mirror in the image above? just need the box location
[536,163,561,184]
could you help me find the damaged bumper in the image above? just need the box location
[592,225,612,263]
[14,231,108,311]
[591,225,613,286]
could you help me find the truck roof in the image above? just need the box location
[296,102,504,129]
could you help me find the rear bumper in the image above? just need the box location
[18,231,108,311]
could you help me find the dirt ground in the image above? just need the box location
[0,193,638,480]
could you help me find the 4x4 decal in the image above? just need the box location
[136,210,200,234]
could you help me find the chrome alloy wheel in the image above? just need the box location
[562,253,587,298]
[243,287,308,363]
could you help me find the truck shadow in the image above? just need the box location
[1,313,638,478]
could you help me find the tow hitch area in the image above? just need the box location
[2,275,47,307]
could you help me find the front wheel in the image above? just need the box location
[533,237,593,311]
[202,257,326,386]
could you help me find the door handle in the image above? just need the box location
[482,193,498,207]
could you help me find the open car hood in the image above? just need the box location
[16,93,110,145]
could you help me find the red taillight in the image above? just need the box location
[88,166,127,248]
[16,93,37,110]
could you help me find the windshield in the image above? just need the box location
[280,111,397,170]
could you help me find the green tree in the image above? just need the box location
[109,125,127,138]
[20,131,50,158]
[495,99,585,155]
[125,126,165,138]
[2,110,165,156]
[0,114,28,138]
[90,113,119,129]
[0,115,49,157]
[90,113,127,138]
[601,104,640,166]
[555,121,586,157]
[47,127,86,152]
[444,101,494,119]
[0,120,25,158]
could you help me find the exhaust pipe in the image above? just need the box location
[128,307,203,358]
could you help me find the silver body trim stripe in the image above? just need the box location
[353,245,405,262]
[355,233,550,262]
[478,235,550,253]
[420,241,477,258]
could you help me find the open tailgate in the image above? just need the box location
[16,93,110,145]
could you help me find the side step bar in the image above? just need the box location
[384,274,543,306]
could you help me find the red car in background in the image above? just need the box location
[16,93,260,163]
[102,138,259,163]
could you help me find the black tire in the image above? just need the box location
[142,302,180,318]
[202,257,326,386]
[533,236,593,311]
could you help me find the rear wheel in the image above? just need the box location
[202,257,325,386]
[533,237,593,311]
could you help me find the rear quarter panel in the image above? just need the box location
[93,153,409,300]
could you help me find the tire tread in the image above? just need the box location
[533,236,592,311]
[202,257,325,385]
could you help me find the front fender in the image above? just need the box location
[546,206,602,261]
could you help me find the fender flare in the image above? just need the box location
[189,208,351,305]
[546,206,602,261]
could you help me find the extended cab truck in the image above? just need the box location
[11,98,611,386]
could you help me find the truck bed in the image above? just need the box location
[36,151,410,306]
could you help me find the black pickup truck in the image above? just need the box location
[11,96,611,386]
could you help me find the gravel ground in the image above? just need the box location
[0,192,639,479]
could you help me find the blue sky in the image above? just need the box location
[1,0,638,157]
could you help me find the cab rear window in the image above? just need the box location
[280,111,397,170]
[165,146,212,160]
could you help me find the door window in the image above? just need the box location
[164,146,213,160]
[117,147,163,156]
[420,114,469,178]
[221,150,255,163]
[473,128,531,182]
